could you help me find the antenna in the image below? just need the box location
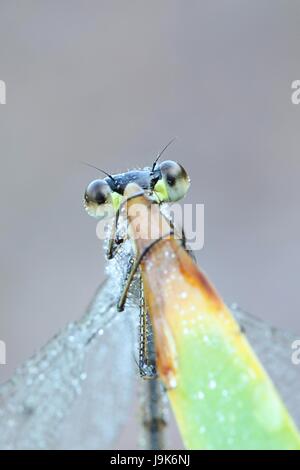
[81,161,116,184]
[151,138,177,172]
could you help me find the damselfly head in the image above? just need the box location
[84,179,122,219]
[153,160,191,202]
[83,159,191,218]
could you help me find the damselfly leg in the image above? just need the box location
[138,279,167,449]
[106,190,145,260]
[139,278,157,379]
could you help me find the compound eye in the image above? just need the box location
[156,160,190,202]
[84,179,114,219]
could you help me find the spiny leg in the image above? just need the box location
[106,208,122,260]
[117,256,140,312]
[107,189,148,260]
[139,279,157,379]
[138,279,167,450]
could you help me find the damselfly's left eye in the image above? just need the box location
[154,160,190,202]
[84,179,121,219]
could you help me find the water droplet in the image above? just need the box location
[168,377,177,389]
[197,391,205,400]
[208,379,217,389]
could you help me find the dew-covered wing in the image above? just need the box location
[231,305,300,428]
[0,278,136,449]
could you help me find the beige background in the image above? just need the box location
[0,0,300,447]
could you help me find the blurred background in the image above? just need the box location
[0,0,300,448]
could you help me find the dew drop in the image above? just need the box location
[208,379,217,390]
[168,377,177,389]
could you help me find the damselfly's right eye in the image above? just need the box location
[154,160,190,202]
[84,179,118,219]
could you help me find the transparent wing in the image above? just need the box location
[57,310,136,449]
[0,277,138,449]
[231,304,300,427]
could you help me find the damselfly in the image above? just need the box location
[0,144,300,449]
